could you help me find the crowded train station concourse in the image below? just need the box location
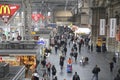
[0,0,120,80]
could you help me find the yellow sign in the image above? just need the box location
[31,31,36,35]
[96,38,102,46]
[0,5,10,14]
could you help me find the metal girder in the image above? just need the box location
[0,0,77,11]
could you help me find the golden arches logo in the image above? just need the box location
[0,5,10,14]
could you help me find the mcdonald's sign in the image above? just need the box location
[0,5,10,15]
[0,4,20,23]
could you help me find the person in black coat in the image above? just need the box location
[118,68,120,74]
[114,74,120,80]
[31,70,39,80]
[63,46,67,56]
[52,65,57,78]
[59,56,65,71]
[53,75,57,80]
[73,51,78,62]
[72,72,80,80]
[112,56,117,63]
[41,59,46,68]
[109,61,114,72]
[92,65,101,80]
[78,41,82,53]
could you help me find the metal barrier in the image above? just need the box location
[0,41,38,49]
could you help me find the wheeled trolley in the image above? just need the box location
[67,64,72,73]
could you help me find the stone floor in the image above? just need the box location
[35,42,120,80]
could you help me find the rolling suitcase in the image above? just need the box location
[67,64,72,73]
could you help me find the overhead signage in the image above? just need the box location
[37,40,45,45]
[99,19,105,35]
[37,38,45,45]
[0,4,20,24]
[32,13,44,22]
[109,18,116,38]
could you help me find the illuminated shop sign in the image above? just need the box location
[0,5,10,14]
[0,4,20,23]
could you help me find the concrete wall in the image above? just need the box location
[54,10,73,22]
[55,10,73,17]
[81,14,89,24]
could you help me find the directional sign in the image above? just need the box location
[37,40,45,45]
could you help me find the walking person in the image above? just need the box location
[91,65,101,80]
[59,55,65,71]
[91,43,93,52]
[68,39,71,47]
[41,58,46,68]
[118,68,120,75]
[114,74,120,80]
[73,50,78,63]
[46,62,51,76]
[72,72,80,80]
[73,44,77,52]
[109,61,114,72]
[112,56,117,63]
[52,65,57,78]
[78,40,82,53]
[54,43,58,54]
[31,70,39,80]
[53,75,57,80]
[63,46,67,56]
[70,49,74,58]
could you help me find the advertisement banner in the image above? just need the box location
[110,18,116,38]
[0,4,20,23]
[32,13,44,22]
[100,19,105,35]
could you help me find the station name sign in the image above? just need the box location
[0,4,20,23]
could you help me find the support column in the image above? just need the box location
[22,0,32,40]
[91,7,106,45]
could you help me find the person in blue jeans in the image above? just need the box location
[91,65,101,80]
[54,44,58,54]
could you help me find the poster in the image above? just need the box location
[109,18,116,38]
[100,19,105,35]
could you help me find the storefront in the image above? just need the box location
[0,26,22,41]
[0,55,36,70]
[0,46,40,78]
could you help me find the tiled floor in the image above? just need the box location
[37,42,120,80]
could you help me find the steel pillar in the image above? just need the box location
[22,0,32,40]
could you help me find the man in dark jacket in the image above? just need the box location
[112,56,117,63]
[32,70,39,80]
[53,75,57,80]
[72,72,80,80]
[74,51,78,62]
[63,46,67,56]
[52,65,57,78]
[118,68,120,74]
[109,61,114,72]
[91,65,101,80]
[59,55,65,71]
[114,74,120,80]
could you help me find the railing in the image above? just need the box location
[0,41,38,49]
